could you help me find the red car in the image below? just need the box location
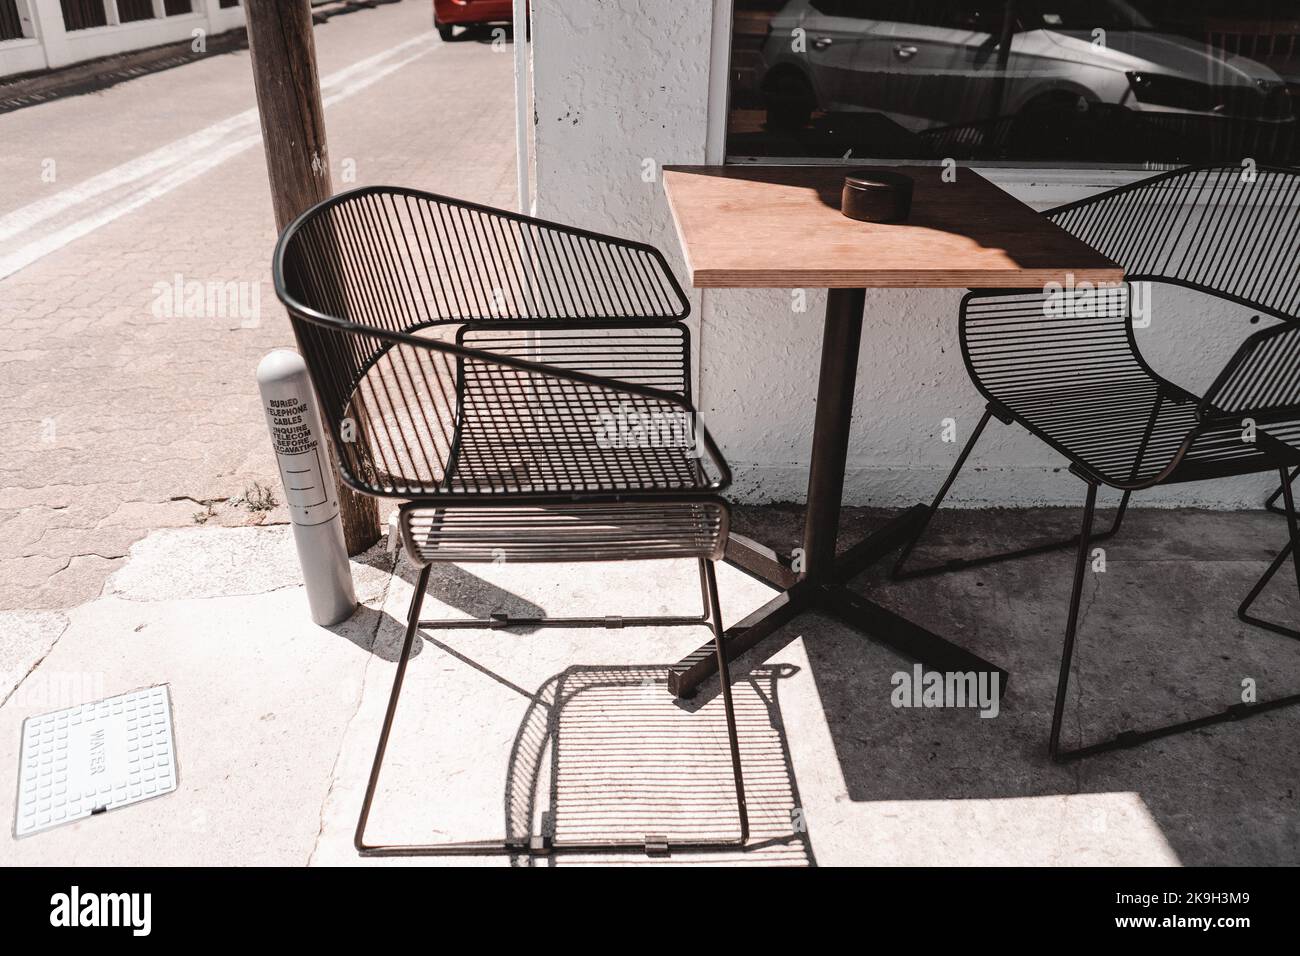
[433,0,513,41]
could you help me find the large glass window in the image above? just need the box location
[727,0,1300,165]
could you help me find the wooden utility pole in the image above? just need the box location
[246,0,381,555]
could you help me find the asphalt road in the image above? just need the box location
[0,0,517,610]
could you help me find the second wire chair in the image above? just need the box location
[893,164,1300,762]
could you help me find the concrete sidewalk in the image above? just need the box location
[4,505,1297,866]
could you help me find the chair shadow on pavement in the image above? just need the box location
[356,591,814,865]
[503,663,813,867]
[337,553,549,662]
[392,554,551,633]
[325,554,548,665]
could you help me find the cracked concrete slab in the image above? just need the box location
[1,552,125,612]
[109,523,396,605]
[108,526,306,602]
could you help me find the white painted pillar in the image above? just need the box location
[26,0,68,69]
[0,0,49,76]
[14,0,38,38]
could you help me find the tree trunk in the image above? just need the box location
[246,0,381,556]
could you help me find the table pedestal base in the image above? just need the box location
[668,288,1008,699]
[669,507,1008,697]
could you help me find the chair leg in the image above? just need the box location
[892,407,993,579]
[1263,465,1300,516]
[704,558,750,845]
[1239,466,1300,641]
[356,559,750,855]
[355,563,439,854]
[893,406,1130,581]
[1048,482,1098,762]
[356,563,552,856]
[1051,477,1300,763]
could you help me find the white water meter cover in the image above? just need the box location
[14,685,178,838]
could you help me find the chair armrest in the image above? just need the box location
[1199,321,1300,426]
[320,319,730,498]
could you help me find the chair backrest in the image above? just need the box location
[272,189,702,498]
[276,186,689,333]
[1046,164,1300,322]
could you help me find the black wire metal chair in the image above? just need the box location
[892,164,1300,762]
[272,187,748,856]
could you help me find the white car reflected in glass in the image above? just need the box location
[759,0,1292,133]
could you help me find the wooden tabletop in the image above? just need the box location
[662,165,1123,289]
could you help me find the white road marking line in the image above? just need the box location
[0,133,264,282]
[0,33,435,245]
[0,109,258,244]
[0,34,439,280]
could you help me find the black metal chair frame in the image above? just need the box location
[273,187,749,856]
[892,164,1300,762]
[1264,465,1299,516]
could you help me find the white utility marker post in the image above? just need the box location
[257,349,357,626]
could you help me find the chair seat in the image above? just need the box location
[345,324,723,497]
[445,325,710,495]
[400,500,728,564]
[995,372,1300,488]
[446,410,708,495]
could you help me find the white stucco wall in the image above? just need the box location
[530,0,1278,509]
